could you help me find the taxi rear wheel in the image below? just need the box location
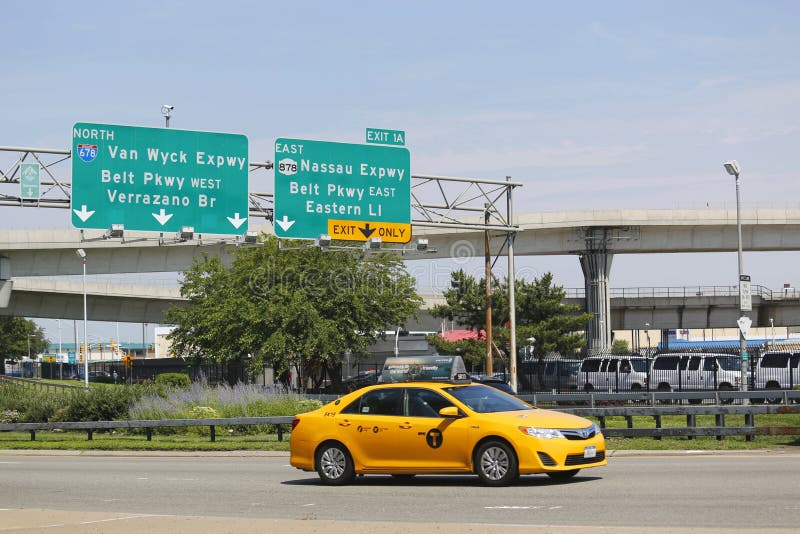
[475,440,518,487]
[315,442,355,485]
[547,469,579,480]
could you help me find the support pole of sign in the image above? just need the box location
[507,176,517,393]
[484,203,493,377]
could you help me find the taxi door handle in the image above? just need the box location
[399,423,413,429]
[338,420,351,427]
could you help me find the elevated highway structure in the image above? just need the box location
[3,208,800,348]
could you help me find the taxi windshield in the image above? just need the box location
[444,384,531,413]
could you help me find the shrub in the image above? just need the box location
[0,409,20,423]
[54,386,137,422]
[155,373,191,389]
[188,405,219,419]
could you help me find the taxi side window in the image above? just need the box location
[407,388,454,418]
[342,388,404,416]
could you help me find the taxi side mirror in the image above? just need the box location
[439,406,461,418]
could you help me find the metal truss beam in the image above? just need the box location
[1,146,521,233]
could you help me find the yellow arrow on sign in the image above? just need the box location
[327,219,412,243]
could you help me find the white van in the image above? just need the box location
[578,356,649,391]
[754,351,799,400]
[649,353,740,392]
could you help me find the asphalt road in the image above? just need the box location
[1,451,798,532]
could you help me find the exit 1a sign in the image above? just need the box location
[366,128,405,146]
[71,123,249,235]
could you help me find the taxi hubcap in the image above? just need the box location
[320,447,346,479]
[481,446,509,480]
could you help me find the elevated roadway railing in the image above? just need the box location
[563,285,800,300]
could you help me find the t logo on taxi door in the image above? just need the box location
[426,428,443,448]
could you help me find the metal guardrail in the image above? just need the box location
[563,285,800,300]
[3,380,797,442]
[0,375,86,392]
[0,416,295,443]
[552,404,800,440]
[519,390,800,406]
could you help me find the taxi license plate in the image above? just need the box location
[583,446,597,459]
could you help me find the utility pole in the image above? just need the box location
[484,203,493,376]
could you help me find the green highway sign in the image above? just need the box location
[366,128,406,146]
[71,122,249,235]
[20,163,40,200]
[274,138,411,242]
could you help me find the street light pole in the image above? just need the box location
[724,160,748,400]
[76,249,89,388]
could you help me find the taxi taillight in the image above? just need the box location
[291,417,301,430]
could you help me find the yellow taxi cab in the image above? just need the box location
[290,356,606,486]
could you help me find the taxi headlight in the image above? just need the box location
[589,423,602,435]
[519,426,565,439]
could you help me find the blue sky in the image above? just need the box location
[2,1,800,342]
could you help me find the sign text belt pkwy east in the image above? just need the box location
[71,123,249,235]
[274,138,411,243]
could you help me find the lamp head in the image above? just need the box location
[75,249,86,259]
[723,160,741,177]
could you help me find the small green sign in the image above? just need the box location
[366,128,405,146]
[741,351,749,362]
[274,138,411,242]
[71,122,249,235]
[20,163,40,200]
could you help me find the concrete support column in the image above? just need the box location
[0,256,12,308]
[580,250,613,352]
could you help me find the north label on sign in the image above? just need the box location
[71,122,249,235]
[274,138,411,242]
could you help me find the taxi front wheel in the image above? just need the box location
[475,440,519,486]
[315,442,355,485]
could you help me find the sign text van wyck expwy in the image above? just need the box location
[71,123,249,235]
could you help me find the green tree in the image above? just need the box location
[430,270,592,364]
[0,317,49,375]
[426,336,486,370]
[165,235,422,388]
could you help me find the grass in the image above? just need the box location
[0,430,290,451]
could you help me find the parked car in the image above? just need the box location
[649,353,740,393]
[578,356,649,391]
[72,370,112,382]
[753,351,800,403]
[519,359,580,392]
[471,375,516,394]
